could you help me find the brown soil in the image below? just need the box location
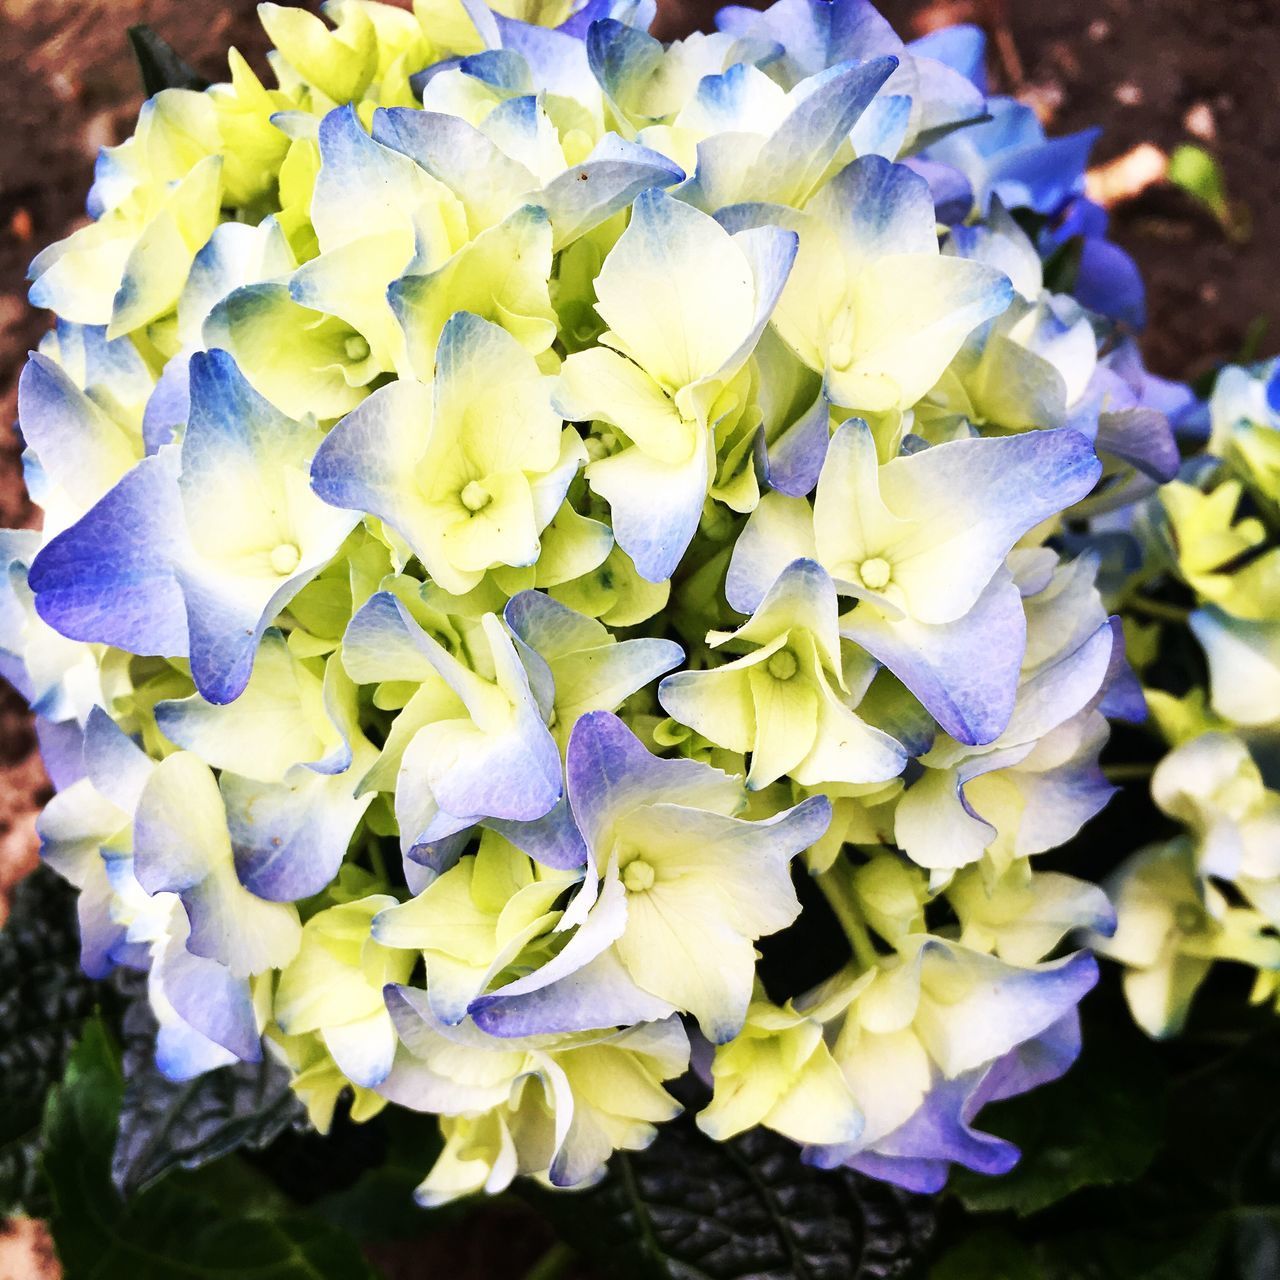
[0,1216,60,1279]
[969,0,1280,383]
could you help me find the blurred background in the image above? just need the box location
[0,0,1277,1271]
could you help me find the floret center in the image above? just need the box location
[621,857,656,893]
[344,334,371,363]
[270,542,301,575]
[858,557,892,591]
[461,480,492,513]
[766,649,799,681]
[828,308,857,371]
[1174,903,1204,935]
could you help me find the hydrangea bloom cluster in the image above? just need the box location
[1094,360,1280,1038]
[2,0,1185,1202]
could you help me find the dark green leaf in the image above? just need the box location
[42,1017,379,1280]
[1237,315,1270,363]
[1190,364,1224,400]
[245,1096,394,1206]
[312,1111,447,1243]
[0,1136,44,1216]
[951,1026,1163,1216]
[177,1155,294,1221]
[112,995,304,1197]
[930,1229,1044,1280]
[1040,237,1083,298]
[1037,1219,1225,1280]
[126,25,210,96]
[933,1000,1280,1280]
[521,1088,934,1280]
[1030,1207,1276,1280]
[0,866,106,1212]
[1163,1019,1280,1207]
[1229,1208,1280,1280]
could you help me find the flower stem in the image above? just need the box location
[1126,595,1191,625]
[366,836,388,885]
[1104,762,1156,783]
[522,1243,575,1280]
[815,865,880,971]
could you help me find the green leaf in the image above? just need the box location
[1167,145,1229,220]
[177,1156,295,1222]
[1166,144,1249,241]
[126,25,210,96]
[936,1008,1280,1279]
[0,1137,44,1216]
[1033,1208,1277,1280]
[1228,1208,1280,1280]
[520,1090,934,1280]
[1037,1219,1225,1280]
[930,1229,1044,1280]
[951,1026,1164,1216]
[1040,237,1083,298]
[1237,315,1270,364]
[111,995,304,1197]
[0,866,108,1213]
[42,1017,379,1280]
[312,1112,448,1243]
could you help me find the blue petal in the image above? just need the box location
[540,134,684,247]
[142,352,192,454]
[179,349,356,703]
[747,57,897,203]
[846,1069,1018,1189]
[224,769,373,901]
[28,448,188,656]
[900,156,973,223]
[472,947,673,1037]
[762,385,829,496]
[984,1010,1082,1103]
[586,18,663,119]
[587,442,708,583]
[83,704,153,813]
[1075,235,1146,329]
[817,153,939,260]
[341,590,440,686]
[34,715,86,792]
[17,352,139,508]
[489,794,590,870]
[154,941,261,1068]
[1098,617,1148,724]
[725,492,818,615]
[497,11,597,93]
[505,588,603,657]
[565,710,741,849]
[457,50,533,94]
[908,23,986,91]
[373,106,535,228]
[178,572,270,708]
[842,570,1026,746]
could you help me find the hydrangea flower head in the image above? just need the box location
[2,0,1189,1204]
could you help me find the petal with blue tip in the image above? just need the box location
[29,447,189,657]
[132,751,301,977]
[842,569,1026,746]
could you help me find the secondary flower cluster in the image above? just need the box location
[1095,359,1280,1037]
[2,0,1183,1201]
